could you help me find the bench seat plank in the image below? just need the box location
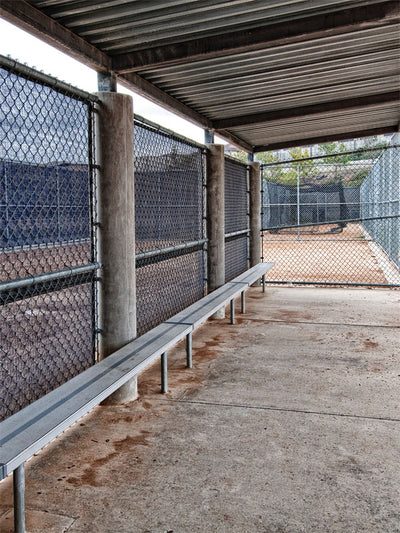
[232,262,274,285]
[166,263,274,328]
[0,321,191,479]
[0,262,274,480]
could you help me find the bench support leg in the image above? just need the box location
[262,274,266,293]
[161,352,168,393]
[14,464,25,533]
[241,291,246,314]
[186,333,192,368]
[230,299,235,325]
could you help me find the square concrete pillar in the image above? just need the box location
[250,162,262,286]
[95,92,137,402]
[206,144,225,318]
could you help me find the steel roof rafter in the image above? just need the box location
[213,92,400,129]
[112,1,400,73]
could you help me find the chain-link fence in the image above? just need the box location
[361,134,400,271]
[262,143,400,287]
[224,157,249,282]
[134,117,206,335]
[0,57,98,420]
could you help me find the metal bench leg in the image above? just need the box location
[186,332,192,368]
[241,291,246,313]
[161,352,168,393]
[230,298,235,324]
[262,274,266,293]
[14,464,25,533]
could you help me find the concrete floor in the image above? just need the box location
[1,286,399,533]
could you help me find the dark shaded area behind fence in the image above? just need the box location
[134,119,206,335]
[224,157,249,282]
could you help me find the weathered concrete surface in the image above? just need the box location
[0,287,399,532]
[96,91,137,402]
[206,143,225,319]
[249,162,261,268]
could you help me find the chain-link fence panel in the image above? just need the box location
[361,134,400,271]
[224,157,249,281]
[0,57,98,420]
[134,118,206,335]
[261,143,400,287]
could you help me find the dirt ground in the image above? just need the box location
[263,223,398,285]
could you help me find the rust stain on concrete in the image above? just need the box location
[363,340,379,349]
[66,430,151,487]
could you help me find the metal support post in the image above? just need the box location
[297,165,301,241]
[204,129,214,144]
[161,352,168,393]
[13,464,25,533]
[186,332,192,368]
[230,298,235,324]
[241,291,246,313]
[262,274,266,293]
[97,71,117,92]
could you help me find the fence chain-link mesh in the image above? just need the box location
[134,118,206,335]
[224,157,249,282]
[262,141,400,287]
[0,58,98,420]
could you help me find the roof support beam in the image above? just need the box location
[118,74,252,151]
[0,0,111,72]
[214,129,253,153]
[118,72,212,130]
[213,92,400,129]
[254,126,397,152]
[112,2,399,73]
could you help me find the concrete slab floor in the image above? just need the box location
[0,286,399,533]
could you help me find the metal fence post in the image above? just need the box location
[297,165,301,241]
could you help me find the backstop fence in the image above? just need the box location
[261,143,400,287]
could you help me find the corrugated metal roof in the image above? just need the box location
[28,0,384,53]
[3,0,400,151]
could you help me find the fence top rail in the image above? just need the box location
[224,153,250,167]
[261,144,400,168]
[0,54,98,103]
[134,114,205,151]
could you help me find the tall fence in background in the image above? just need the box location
[262,144,400,287]
[361,135,400,270]
[0,58,98,421]
[134,118,206,335]
[224,157,249,282]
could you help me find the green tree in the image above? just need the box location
[319,142,350,164]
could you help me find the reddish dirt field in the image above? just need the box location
[263,223,393,285]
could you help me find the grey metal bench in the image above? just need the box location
[0,262,274,533]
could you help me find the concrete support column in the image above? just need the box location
[249,162,262,268]
[96,92,137,402]
[206,144,225,318]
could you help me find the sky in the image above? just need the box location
[0,17,221,145]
